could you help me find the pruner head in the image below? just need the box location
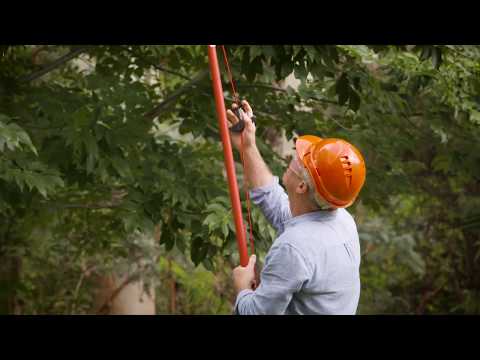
[229,100,256,133]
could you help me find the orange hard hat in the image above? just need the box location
[295,135,366,208]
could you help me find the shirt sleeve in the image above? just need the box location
[234,243,311,315]
[249,176,292,235]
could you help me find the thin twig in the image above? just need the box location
[71,264,98,314]
[121,46,191,81]
[328,115,356,131]
[49,203,121,210]
[416,281,447,314]
[361,243,377,257]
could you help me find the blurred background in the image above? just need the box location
[0,45,479,314]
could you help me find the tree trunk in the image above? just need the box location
[93,271,156,315]
[92,228,161,315]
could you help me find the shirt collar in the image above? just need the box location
[284,209,338,229]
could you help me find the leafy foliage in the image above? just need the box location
[1,45,479,313]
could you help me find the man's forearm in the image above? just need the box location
[243,145,274,189]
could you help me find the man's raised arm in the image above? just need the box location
[226,100,292,233]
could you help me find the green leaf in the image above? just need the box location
[221,222,229,238]
[335,73,349,106]
[249,46,263,59]
[15,128,38,156]
[205,203,226,214]
[165,232,175,251]
[191,236,208,266]
[202,257,214,271]
[111,157,132,179]
[303,46,317,62]
[261,45,275,59]
[0,119,38,155]
[202,213,218,233]
[352,76,361,92]
[432,155,451,173]
[349,90,361,112]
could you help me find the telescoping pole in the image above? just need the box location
[207,45,249,267]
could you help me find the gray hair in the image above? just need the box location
[299,163,333,211]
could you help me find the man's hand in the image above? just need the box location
[233,254,257,294]
[226,100,256,151]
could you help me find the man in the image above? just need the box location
[227,100,366,315]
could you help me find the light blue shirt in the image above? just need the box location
[234,177,361,315]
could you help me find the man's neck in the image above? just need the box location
[290,201,321,217]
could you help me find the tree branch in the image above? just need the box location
[144,69,209,119]
[19,46,91,83]
[237,83,289,93]
[143,73,298,122]
[46,190,128,211]
[238,83,339,105]
[308,95,339,105]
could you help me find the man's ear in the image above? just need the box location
[296,181,309,195]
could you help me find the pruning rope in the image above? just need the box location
[219,46,256,260]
